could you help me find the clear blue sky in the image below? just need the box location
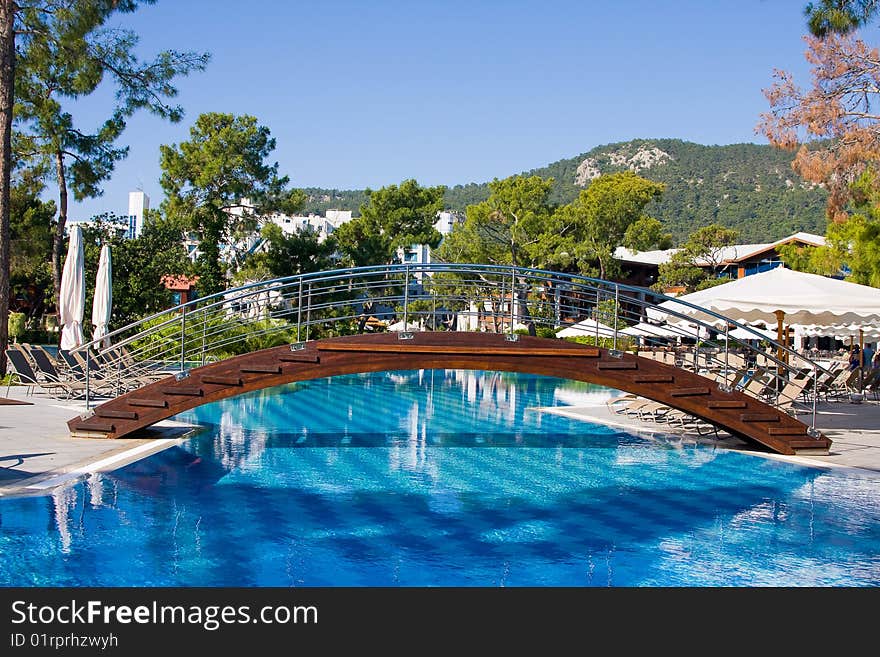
[62,0,818,221]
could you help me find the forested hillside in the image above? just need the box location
[306,139,828,243]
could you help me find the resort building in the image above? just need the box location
[614,231,827,290]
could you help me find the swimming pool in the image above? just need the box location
[1,369,878,586]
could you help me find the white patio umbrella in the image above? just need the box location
[651,267,880,328]
[556,317,617,338]
[622,320,709,342]
[91,244,112,348]
[59,225,85,350]
[725,325,778,341]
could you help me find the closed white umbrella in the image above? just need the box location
[59,225,85,351]
[91,244,112,348]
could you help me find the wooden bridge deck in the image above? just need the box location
[68,333,831,455]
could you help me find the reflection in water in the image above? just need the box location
[51,486,77,554]
[1,370,879,586]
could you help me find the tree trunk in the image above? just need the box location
[51,149,68,318]
[0,1,15,377]
[516,283,537,336]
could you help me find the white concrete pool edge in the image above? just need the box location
[537,402,880,479]
[21,437,185,491]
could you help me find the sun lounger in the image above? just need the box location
[5,347,88,399]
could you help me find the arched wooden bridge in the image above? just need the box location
[68,332,831,455]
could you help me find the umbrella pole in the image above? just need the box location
[775,310,786,387]
[860,328,865,390]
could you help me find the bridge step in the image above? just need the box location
[634,375,674,383]
[789,439,831,449]
[240,365,282,374]
[767,426,808,436]
[670,387,710,397]
[95,408,138,420]
[73,420,114,433]
[278,354,320,363]
[740,413,780,423]
[128,398,168,408]
[707,400,748,409]
[162,386,203,397]
[597,362,638,370]
[202,375,243,386]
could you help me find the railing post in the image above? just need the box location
[179,305,186,373]
[403,265,410,329]
[509,266,516,336]
[200,311,208,366]
[297,277,303,342]
[612,284,619,352]
[305,282,312,342]
[722,324,730,390]
[84,348,90,411]
[811,364,818,434]
[116,358,122,397]
[555,283,561,327]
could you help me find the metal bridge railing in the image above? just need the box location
[70,263,829,434]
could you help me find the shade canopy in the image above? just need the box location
[91,244,112,348]
[59,225,85,350]
[800,323,880,341]
[651,267,880,327]
[556,317,617,338]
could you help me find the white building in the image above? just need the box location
[181,198,462,274]
[435,210,462,236]
[127,191,149,239]
[269,209,351,242]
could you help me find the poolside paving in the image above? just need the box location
[0,387,198,496]
[2,383,880,497]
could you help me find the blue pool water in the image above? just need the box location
[1,369,879,586]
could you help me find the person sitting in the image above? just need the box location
[849,345,861,371]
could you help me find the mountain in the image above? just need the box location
[303,138,829,243]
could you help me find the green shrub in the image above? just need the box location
[8,312,25,341]
[563,335,634,350]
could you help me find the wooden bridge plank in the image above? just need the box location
[278,354,320,363]
[161,386,203,397]
[767,426,808,436]
[597,362,638,370]
[670,387,710,397]
[72,420,115,433]
[202,375,243,386]
[95,408,138,420]
[707,400,748,409]
[740,413,780,423]
[240,365,282,374]
[317,343,601,357]
[128,398,168,408]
